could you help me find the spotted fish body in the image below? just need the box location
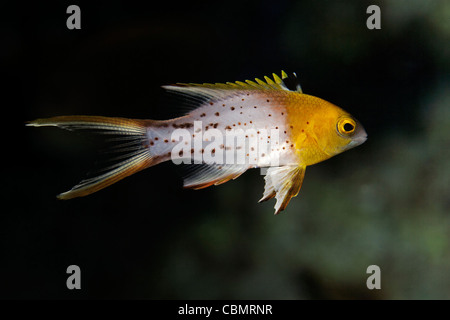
[146,91,297,169]
[27,71,367,214]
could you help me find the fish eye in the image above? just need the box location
[337,118,356,136]
[343,122,354,132]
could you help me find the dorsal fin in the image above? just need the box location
[280,71,302,92]
[161,71,303,106]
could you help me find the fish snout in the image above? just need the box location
[348,124,367,148]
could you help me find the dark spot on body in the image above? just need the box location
[154,137,159,140]
[231,107,235,111]
[213,123,219,128]
[215,112,220,116]
[200,113,206,117]
[164,139,168,143]
[179,150,183,157]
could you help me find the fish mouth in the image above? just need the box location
[347,131,367,149]
[354,134,368,144]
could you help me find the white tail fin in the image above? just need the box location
[27,115,156,199]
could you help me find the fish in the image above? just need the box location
[27,71,367,214]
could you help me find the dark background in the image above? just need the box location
[2,0,449,298]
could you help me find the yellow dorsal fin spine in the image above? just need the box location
[244,79,262,89]
[255,77,272,89]
[272,73,283,84]
[264,76,276,86]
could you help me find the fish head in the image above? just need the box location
[313,107,367,157]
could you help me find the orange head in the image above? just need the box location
[288,94,367,165]
[308,97,367,158]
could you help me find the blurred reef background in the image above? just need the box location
[2,0,449,298]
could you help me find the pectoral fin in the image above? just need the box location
[259,165,306,214]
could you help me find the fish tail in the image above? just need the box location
[27,115,160,199]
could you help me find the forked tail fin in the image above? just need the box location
[27,116,155,199]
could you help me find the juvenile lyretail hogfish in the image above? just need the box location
[27,71,367,214]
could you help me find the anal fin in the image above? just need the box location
[259,165,306,214]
